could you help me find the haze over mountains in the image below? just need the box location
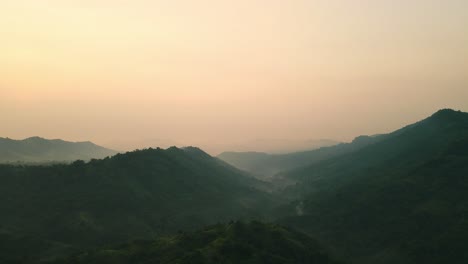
[211,138,340,156]
[218,136,379,179]
[103,138,340,156]
[1,109,468,264]
[215,108,468,263]
[2,0,467,262]
[278,109,468,263]
[0,137,117,163]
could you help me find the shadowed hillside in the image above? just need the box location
[279,109,468,264]
[2,109,468,264]
[0,147,276,262]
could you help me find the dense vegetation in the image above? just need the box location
[0,147,276,262]
[0,137,117,163]
[280,109,468,264]
[52,221,341,264]
[2,109,468,264]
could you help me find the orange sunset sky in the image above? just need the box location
[1,0,467,154]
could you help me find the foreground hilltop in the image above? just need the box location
[0,147,275,262]
[0,136,117,163]
[53,221,342,264]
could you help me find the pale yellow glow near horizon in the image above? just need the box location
[1,0,468,154]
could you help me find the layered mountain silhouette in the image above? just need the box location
[278,109,468,263]
[218,135,380,178]
[2,108,468,264]
[216,138,340,155]
[51,221,342,264]
[0,147,275,262]
[0,137,117,163]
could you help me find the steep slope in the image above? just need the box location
[218,136,379,178]
[0,137,117,163]
[0,147,275,262]
[52,221,342,264]
[280,109,468,264]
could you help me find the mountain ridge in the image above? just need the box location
[217,109,467,180]
[278,108,468,264]
[0,136,117,163]
[218,135,381,179]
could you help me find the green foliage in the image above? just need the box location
[0,147,275,262]
[2,109,468,264]
[52,221,342,264]
[280,109,468,264]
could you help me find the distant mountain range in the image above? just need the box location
[214,138,340,155]
[0,137,117,163]
[1,108,468,264]
[218,136,379,178]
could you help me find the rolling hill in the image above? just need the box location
[0,137,117,163]
[0,147,275,262]
[3,109,467,264]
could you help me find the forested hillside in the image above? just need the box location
[280,109,468,264]
[52,221,342,264]
[0,147,275,262]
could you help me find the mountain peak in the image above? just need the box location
[24,136,46,141]
[428,108,467,123]
[432,108,458,116]
[183,146,205,152]
[78,141,95,145]
[182,146,212,158]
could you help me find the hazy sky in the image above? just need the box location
[1,0,467,154]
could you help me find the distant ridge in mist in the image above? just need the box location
[0,136,117,163]
[218,136,378,178]
[219,138,340,155]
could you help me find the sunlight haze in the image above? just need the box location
[2,0,467,153]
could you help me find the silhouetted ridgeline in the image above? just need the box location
[0,137,117,163]
[218,135,381,179]
[1,109,468,264]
